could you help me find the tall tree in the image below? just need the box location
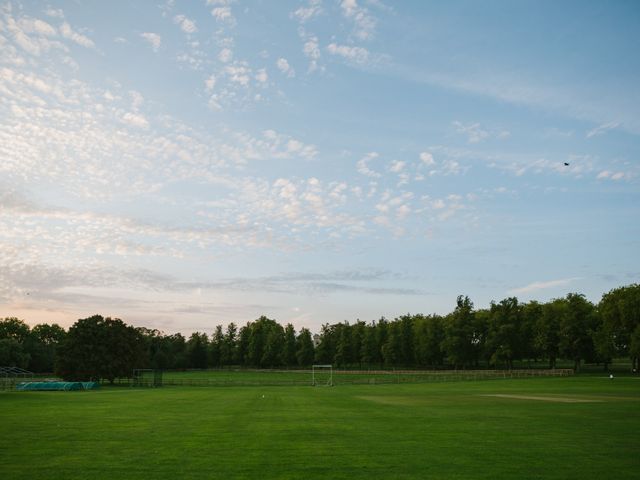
[441,296,476,369]
[295,328,315,366]
[534,299,563,368]
[225,323,238,365]
[209,326,224,367]
[485,297,523,369]
[282,323,297,367]
[27,323,66,372]
[56,315,146,382]
[558,293,597,372]
[599,284,640,372]
[187,332,209,369]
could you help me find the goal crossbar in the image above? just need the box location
[311,364,333,386]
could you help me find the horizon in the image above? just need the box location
[1,1,639,336]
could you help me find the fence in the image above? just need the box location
[110,368,573,388]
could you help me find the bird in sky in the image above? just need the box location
[564,162,570,166]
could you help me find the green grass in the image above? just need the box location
[1,376,639,479]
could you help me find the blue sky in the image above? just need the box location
[1,0,638,334]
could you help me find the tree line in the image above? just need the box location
[1,284,638,381]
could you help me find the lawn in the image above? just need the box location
[1,376,638,479]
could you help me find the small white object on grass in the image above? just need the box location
[609,374,614,379]
[262,394,265,398]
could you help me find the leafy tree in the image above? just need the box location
[296,328,315,366]
[261,323,284,367]
[599,284,640,372]
[413,314,445,367]
[0,317,30,343]
[314,323,336,364]
[225,323,238,365]
[56,315,146,382]
[397,314,415,366]
[0,338,30,368]
[382,322,401,367]
[558,294,597,372]
[27,323,66,372]
[534,299,563,368]
[485,297,523,369]
[335,323,353,367]
[360,322,378,366]
[187,332,209,369]
[441,296,476,369]
[209,326,224,367]
[282,323,297,367]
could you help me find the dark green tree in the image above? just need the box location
[559,293,597,372]
[441,296,476,369]
[599,284,640,372]
[296,328,315,366]
[27,323,66,372]
[187,332,209,369]
[485,297,523,369]
[56,315,146,382]
[283,323,297,367]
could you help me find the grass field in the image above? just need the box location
[1,376,639,479]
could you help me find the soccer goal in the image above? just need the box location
[132,369,163,387]
[312,364,333,386]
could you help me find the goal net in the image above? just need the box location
[132,369,163,387]
[312,364,333,386]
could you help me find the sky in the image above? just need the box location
[1,0,639,335]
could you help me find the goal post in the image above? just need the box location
[312,364,333,386]
[132,369,163,387]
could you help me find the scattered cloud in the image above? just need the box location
[586,122,619,138]
[453,121,490,143]
[509,278,581,295]
[276,57,295,77]
[419,151,435,166]
[60,22,95,49]
[173,14,198,34]
[291,0,323,23]
[597,170,628,181]
[140,32,161,52]
[327,43,370,65]
[340,0,377,41]
[357,152,382,178]
[218,47,233,63]
[209,0,236,25]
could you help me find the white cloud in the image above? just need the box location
[205,74,216,92]
[20,18,57,36]
[586,122,619,138]
[130,90,144,111]
[301,34,321,72]
[389,160,405,173]
[140,32,161,52]
[44,8,65,19]
[218,48,233,63]
[276,58,295,77]
[327,43,369,64]
[597,170,627,181]
[210,1,236,25]
[121,112,149,129]
[255,68,268,84]
[419,151,435,166]
[340,0,377,40]
[291,0,323,23]
[357,152,381,178]
[173,14,198,34]
[60,22,95,49]
[509,278,581,295]
[453,121,489,143]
